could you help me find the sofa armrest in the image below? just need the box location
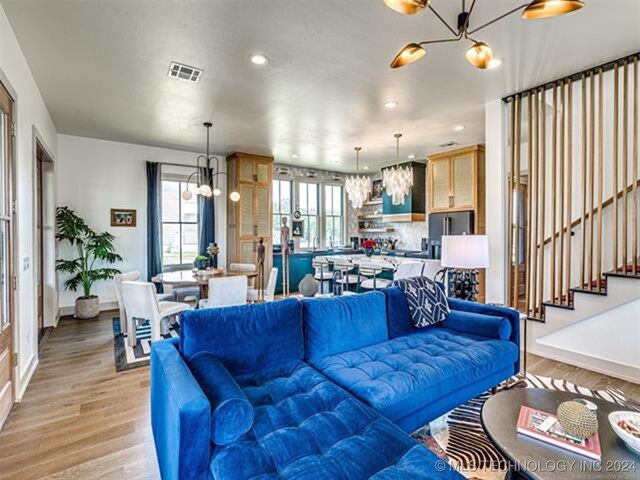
[151,338,211,480]
[445,298,521,372]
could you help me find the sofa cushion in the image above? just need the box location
[303,291,388,361]
[180,298,304,375]
[309,328,519,422]
[188,352,254,446]
[210,360,462,479]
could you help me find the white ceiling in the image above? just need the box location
[2,0,639,172]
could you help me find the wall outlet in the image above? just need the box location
[23,257,30,271]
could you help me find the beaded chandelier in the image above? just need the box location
[345,147,371,209]
[383,133,413,205]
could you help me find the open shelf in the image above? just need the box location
[358,214,383,219]
[358,228,394,233]
[363,199,383,206]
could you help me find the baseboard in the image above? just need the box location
[16,353,38,402]
[529,342,640,386]
[58,300,118,318]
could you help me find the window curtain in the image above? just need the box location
[198,166,215,255]
[146,162,163,284]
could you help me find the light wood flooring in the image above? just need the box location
[0,310,637,479]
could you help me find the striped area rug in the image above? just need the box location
[112,317,179,372]
[411,373,640,480]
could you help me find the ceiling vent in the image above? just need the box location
[168,62,203,82]
[437,141,460,148]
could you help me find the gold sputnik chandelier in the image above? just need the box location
[385,0,585,70]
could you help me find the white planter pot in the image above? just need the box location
[75,296,99,319]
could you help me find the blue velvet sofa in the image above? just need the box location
[151,287,520,480]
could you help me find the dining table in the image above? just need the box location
[153,268,259,299]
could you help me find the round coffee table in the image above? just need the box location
[481,388,639,479]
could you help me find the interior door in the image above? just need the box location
[36,148,44,342]
[0,81,14,430]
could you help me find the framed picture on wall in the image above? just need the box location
[111,209,137,227]
[292,220,304,237]
[371,179,383,200]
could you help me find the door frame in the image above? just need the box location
[32,130,56,339]
[0,76,16,428]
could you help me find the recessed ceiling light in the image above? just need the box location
[291,154,299,159]
[454,125,466,132]
[487,58,503,69]
[363,166,370,170]
[384,101,399,109]
[250,54,269,65]
[408,154,416,159]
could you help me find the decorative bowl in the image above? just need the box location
[608,411,640,455]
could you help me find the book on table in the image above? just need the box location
[516,405,602,461]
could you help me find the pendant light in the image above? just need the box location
[385,0,585,70]
[522,0,585,19]
[182,123,241,202]
[345,147,371,209]
[382,133,413,206]
[465,42,494,70]
[383,0,429,15]
[390,43,427,69]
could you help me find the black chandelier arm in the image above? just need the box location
[428,4,459,37]
[210,171,239,191]
[466,3,530,35]
[464,0,477,30]
[418,36,463,47]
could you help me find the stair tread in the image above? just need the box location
[571,287,608,296]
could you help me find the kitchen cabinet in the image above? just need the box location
[428,145,484,213]
[226,152,273,288]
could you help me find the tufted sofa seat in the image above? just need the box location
[310,329,518,431]
[211,360,458,480]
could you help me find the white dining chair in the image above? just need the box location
[393,261,426,280]
[114,271,173,334]
[121,281,191,347]
[228,263,257,287]
[198,275,248,309]
[247,268,278,303]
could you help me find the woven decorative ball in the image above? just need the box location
[557,401,599,439]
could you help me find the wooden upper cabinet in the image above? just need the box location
[226,152,274,288]
[428,145,484,213]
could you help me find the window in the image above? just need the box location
[298,182,318,248]
[161,179,199,266]
[272,180,291,243]
[324,185,343,248]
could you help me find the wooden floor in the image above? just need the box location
[0,311,638,480]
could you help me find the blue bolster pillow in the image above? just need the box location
[188,352,254,445]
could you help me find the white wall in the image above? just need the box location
[0,3,58,399]
[484,99,508,304]
[56,135,227,312]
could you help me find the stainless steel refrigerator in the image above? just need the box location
[427,211,475,259]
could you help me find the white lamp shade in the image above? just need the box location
[441,235,490,269]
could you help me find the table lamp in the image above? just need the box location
[441,235,489,302]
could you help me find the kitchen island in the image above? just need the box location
[273,249,440,294]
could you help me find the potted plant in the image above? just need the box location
[362,239,376,257]
[55,206,122,319]
[193,255,209,270]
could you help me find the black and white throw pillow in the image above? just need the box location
[392,276,450,328]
